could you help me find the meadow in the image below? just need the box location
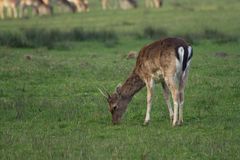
[0,0,240,159]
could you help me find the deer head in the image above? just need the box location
[99,85,130,124]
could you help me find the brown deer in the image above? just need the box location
[100,37,193,126]
[101,0,137,10]
[19,0,53,18]
[119,0,137,10]
[66,0,89,12]
[0,0,18,19]
[58,0,77,13]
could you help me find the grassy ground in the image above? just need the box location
[0,0,240,159]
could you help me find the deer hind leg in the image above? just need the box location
[178,82,185,125]
[178,89,184,125]
[178,70,189,125]
[75,0,83,12]
[144,78,154,125]
[161,82,173,123]
[154,0,160,8]
[101,0,106,10]
[164,76,180,127]
[76,4,81,12]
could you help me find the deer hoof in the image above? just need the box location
[178,120,183,126]
[143,121,150,126]
[172,120,178,127]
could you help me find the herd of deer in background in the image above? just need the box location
[0,0,163,20]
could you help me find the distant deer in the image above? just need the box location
[38,0,54,15]
[19,0,53,18]
[0,0,18,19]
[101,0,110,10]
[58,0,77,13]
[101,0,136,10]
[119,0,137,10]
[145,0,163,8]
[100,37,193,126]
[66,0,89,12]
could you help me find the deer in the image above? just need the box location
[101,0,137,10]
[57,0,77,13]
[145,0,163,8]
[0,0,18,19]
[100,37,193,126]
[19,0,53,18]
[66,0,89,12]
[101,0,110,10]
[119,0,137,10]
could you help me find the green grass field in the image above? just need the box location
[0,0,240,159]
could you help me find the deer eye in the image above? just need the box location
[113,105,117,110]
[110,105,117,113]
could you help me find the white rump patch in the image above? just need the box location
[178,46,184,63]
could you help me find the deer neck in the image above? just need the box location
[119,70,145,100]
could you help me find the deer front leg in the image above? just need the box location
[144,78,154,125]
[172,89,180,127]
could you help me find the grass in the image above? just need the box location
[0,0,240,159]
[0,27,118,49]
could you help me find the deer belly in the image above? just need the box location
[151,70,164,82]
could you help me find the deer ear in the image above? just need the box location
[116,83,122,95]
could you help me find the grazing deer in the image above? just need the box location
[19,0,53,17]
[0,0,18,19]
[101,0,137,10]
[66,0,89,12]
[38,0,53,15]
[100,37,193,126]
[58,0,77,13]
[119,0,137,10]
[145,0,163,8]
